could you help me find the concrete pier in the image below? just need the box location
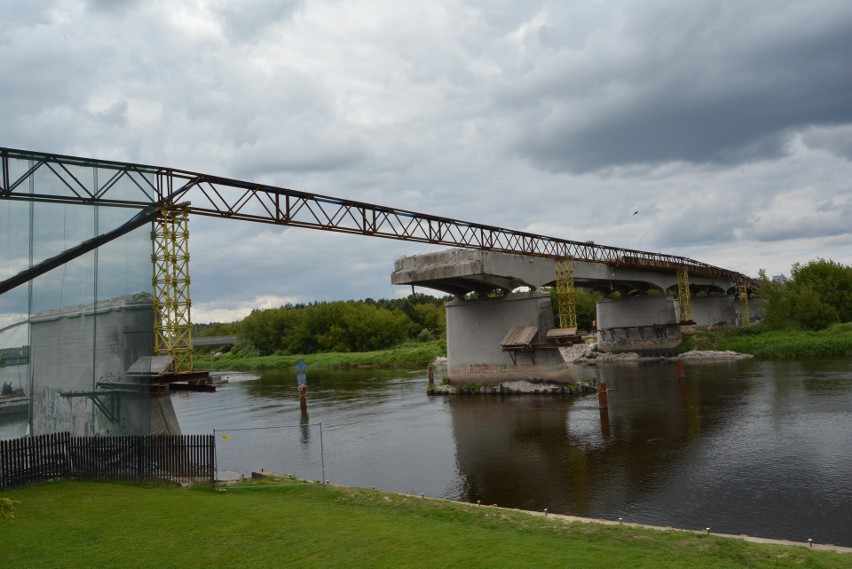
[691,295,740,328]
[445,292,574,384]
[595,295,681,354]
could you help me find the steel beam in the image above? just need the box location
[1,147,757,288]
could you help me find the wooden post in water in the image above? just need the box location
[298,383,308,415]
[597,382,608,409]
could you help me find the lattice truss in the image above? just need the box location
[676,269,693,323]
[0,147,757,287]
[554,259,577,329]
[152,208,193,372]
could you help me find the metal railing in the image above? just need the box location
[0,432,215,488]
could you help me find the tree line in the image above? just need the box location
[758,258,852,330]
[194,293,450,356]
[194,287,610,357]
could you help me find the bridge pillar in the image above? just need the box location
[690,295,740,328]
[595,294,681,354]
[445,292,574,384]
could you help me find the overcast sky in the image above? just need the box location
[2,0,851,323]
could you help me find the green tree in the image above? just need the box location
[789,259,852,322]
[789,284,839,330]
[546,288,602,331]
[757,270,791,329]
[758,259,852,330]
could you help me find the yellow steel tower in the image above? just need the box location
[739,283,750,326]
[152,208,193,373]
[555,259,578,329]
[676,269,693,324]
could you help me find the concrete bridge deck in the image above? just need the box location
[392,249,741,296]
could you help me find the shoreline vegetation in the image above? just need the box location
[679,322,852,360]
[194,324,852,373]
[2,480,848,568]
[194,339,447,371]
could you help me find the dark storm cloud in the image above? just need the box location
[502,1,852,172]
[208,0,303,39]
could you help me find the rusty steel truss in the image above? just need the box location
[0,147,757,288]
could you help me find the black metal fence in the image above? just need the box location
[0,432,215,488]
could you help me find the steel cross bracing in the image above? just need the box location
[0,147,757,288]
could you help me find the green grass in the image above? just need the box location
[194,340,446,371]
[1,480,846,568]
[675,324,852,359]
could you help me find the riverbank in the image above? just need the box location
[194,340,446,371]
[711,323,852,359]
[194,324,852,374]
[562,323,852,364]
[2,480,847,568]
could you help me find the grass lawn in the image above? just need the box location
[1,480,847,568]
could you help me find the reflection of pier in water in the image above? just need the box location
[447,362,752,517]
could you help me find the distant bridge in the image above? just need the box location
[192,335,237,347]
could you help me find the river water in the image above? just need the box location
[3,358,851,546]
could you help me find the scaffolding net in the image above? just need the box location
[1,153,159,438]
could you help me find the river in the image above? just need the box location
[3,358,851,546]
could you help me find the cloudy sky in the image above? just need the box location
[2,0,851,323]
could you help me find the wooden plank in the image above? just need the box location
[499,326,538,348]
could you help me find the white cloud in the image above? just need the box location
[2,0,852,321]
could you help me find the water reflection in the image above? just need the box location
[447,359,852,544]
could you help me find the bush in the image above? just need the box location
[229,338,260,359]
[1,498,20,519]
[676,331,721,353]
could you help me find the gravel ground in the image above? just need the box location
[559,344,753,364]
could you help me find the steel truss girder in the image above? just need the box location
[1,147,756,288]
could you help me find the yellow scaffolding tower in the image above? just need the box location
[555,259,578,329]
[676,269,693,324]
[739,283,750,326]
[152,208,193,373]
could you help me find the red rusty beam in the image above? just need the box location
[1,147,757,288]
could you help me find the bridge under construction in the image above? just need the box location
[0,147,756,435]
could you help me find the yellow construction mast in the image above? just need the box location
[152,208,193,373]
[555,259,578,329]
[739,283,750,326]
[676,269,693,324]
